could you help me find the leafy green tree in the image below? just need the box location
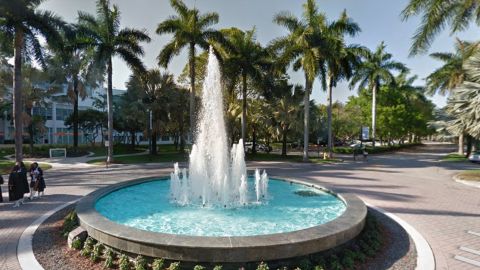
[425,39,479,154]
[78,0,151,163]
[322,10,362,157]
[349,42,407,147]
[135,69,177,155]
[273,0,327,161]
[65,109,107,146]
[48,23,103,151]
[402,0,480,55]
[156,0,225,136]
[0,0,64,161]
[271,81,303,156]
[217,27,270,147]
[426,39,479,96]
[115,85,146,149]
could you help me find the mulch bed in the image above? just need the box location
[33,206,416,270]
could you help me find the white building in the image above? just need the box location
[1,85,186,146]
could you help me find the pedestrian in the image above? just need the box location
[31,162,45,198]
[8,165,25,207]
[17,162,30,199]
[0,174,4,202]
[29,163,37,199]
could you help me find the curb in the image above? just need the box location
[366,203,435,270]
[453,174,480,188]
[18,201,434,269]
[18,199,80,270]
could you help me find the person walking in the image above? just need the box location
[9,165,25,207]
[0,174,4,202]
[30,162,45,198]
[18,162,30,199]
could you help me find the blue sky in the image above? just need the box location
[40,0,480,108]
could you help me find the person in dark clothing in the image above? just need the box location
[0,174,4,202]
[17,161,30,196]
[9,165,25,207]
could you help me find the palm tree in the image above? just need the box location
[425,39,479,154]
[48,23,103,152]
[0,0,64,162]
[157,0,225,138]
[78,0,151,163]
[350,42,407,147]
[402,0,480,55]
[219,27,270,147]
[272,83,303,156]
[139,69,177,155]
[323,10,363,157]
[426,39,480,96]
[273,0,327,161]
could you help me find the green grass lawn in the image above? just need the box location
[0,161,52,175]
[441,153,468,162]
[456,169,480,181]
[87,152,189,165]
[88,151,341,165]
[88,144,147,157]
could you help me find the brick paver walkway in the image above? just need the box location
[1,144,479,269]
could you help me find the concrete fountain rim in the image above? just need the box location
[76,175,367,262]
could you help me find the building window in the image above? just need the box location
[161,136,170,141]
[56,108,73,121]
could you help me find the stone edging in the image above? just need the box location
[18,199,80,270]
[453,174,480,188]
[76,176,367,263]
[366,203,435,270]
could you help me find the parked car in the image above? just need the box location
[468,151,480,163]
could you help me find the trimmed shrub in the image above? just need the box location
[152,258,165,270]
[119,254,131,270]
[134,255,147,270]
[256,262,269,270]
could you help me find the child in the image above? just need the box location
[31,162,45,198]
[29,163,37,200]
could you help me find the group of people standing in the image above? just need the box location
[0,162,45,207]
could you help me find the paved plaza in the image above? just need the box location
[1,143,480,270]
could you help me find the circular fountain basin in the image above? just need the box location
[77,176,366,263]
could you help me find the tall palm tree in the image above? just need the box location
[350,42,407,147]
[425,39,479,154]
[78,0,151,163]
[48,23,103,152]
[402,0,480,55]
[0,0,64,162]
[323,10,363,157]
[219,27,270,147]
[157,0,225,138]
[273,0,327,161]
[426,39,479,96]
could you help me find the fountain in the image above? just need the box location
[76,49,367,264]
[170,48,267,207]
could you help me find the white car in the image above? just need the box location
[468,151,480,163]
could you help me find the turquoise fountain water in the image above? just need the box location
[95,178,346,236]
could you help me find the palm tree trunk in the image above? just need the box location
[458,133,464,155]
[241,72,247,148]
[303,77,312,162]
[106,57,114,163]
[189,42,196,142]
[327,74,333,158]
[282,128,287,156]
[252,126,257,155]
[13,28,24,162]
[371,83,377,148]
[27,108,34,154]
[73,77,79,151]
